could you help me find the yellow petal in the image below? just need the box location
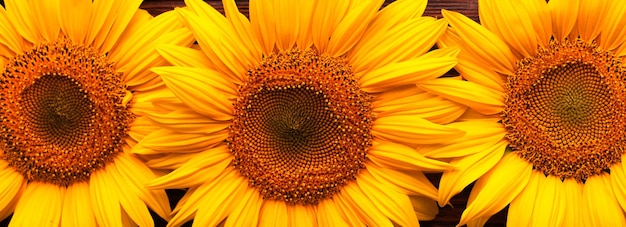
[148,146,231,189]
[156,66,234,121]
[156,45,213,68]
[85,0,117,48]
[113,153,172,221]
[599,0,626,51]
[548,0,579,40]
[273,0,299,51]
[317,197,354,226]
[295,0,315,49]
[90,168,122,227]
[144,152,198,170]
[168,187,198,226]
[11,183,64,227]
[311,0,351,53]
[520,0,552,47]
[61,182,96,227]
[259,200,289,227]
[455,108,502,122]
[418,78,505,115]
[29,0,60,42]
[0,181,24,221]
[372,86,466,124]
[506,171,540,227]
[478,0,538,58]
[193,171,247,227]
[224,187,262,227]
[287,205,317,227]
[368,142,452,172]
[110,10,194,88]
[127,117,160,144]
[147,109,230,134]
[611,159,626,213]
[167,168,237,226]
[420,120,505,158]
[351,17,446,76]
[583,173,626,226]
[152,66,237,98]
[614,40,626,57]
[111,10,184,59]
[458,153,532,226]
[107,161,153,227]
[178,7,249,84]
[561,179,583,226]
[222,0,264,59]
[465,216,490,227]
[357,170,419,227]
[5,0,39,43]
[0,162,24,219]
[97,0,142,53]
[373,114,465,145]
[438,140,506,205]
[355,0,427,51]
[0,7,23,56]
[410,196,438,220]
[59,0,92,42]
[360,47,458,93]
[368,164,438,199]
[338,182,394,227]
[454,55,505,93]
[249,0,276,53]
[135,129,227,155]
[441,9,516,75]
[121,210,135,227]
[530,173,566,226]
[326,0,383,57]
[132,85,178,110]
[575,0,609,41]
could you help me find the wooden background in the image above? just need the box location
[0,1,509,227]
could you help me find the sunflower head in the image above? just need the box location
[147,0,463,226]
[428,0,626,226]
[0,38,133,186]
[229,48,374,205]
[503,38,626,181]
[0,0,194,226]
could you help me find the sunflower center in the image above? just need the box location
[503,39,626,181]
[0,39,133,186]
[22,75,94,147]
[229,49,374,205]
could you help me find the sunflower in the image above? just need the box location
[0,0,194,226]
[417,0,626,226]
[142,0,467,225]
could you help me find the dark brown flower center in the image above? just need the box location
[503,39,626,181]
[229,49,374,205]
[0,39,133,186]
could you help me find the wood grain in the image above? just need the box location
[140,0,480,22]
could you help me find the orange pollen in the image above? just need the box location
[0,39,133,186]
[503,39,626,182]
[228,49,374,205]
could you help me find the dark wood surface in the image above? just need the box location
[0,1,507,227]
[141,0,480,22]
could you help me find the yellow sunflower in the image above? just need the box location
[0,0,194,226]
[142,0,468,225]
[418,0,626,226]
